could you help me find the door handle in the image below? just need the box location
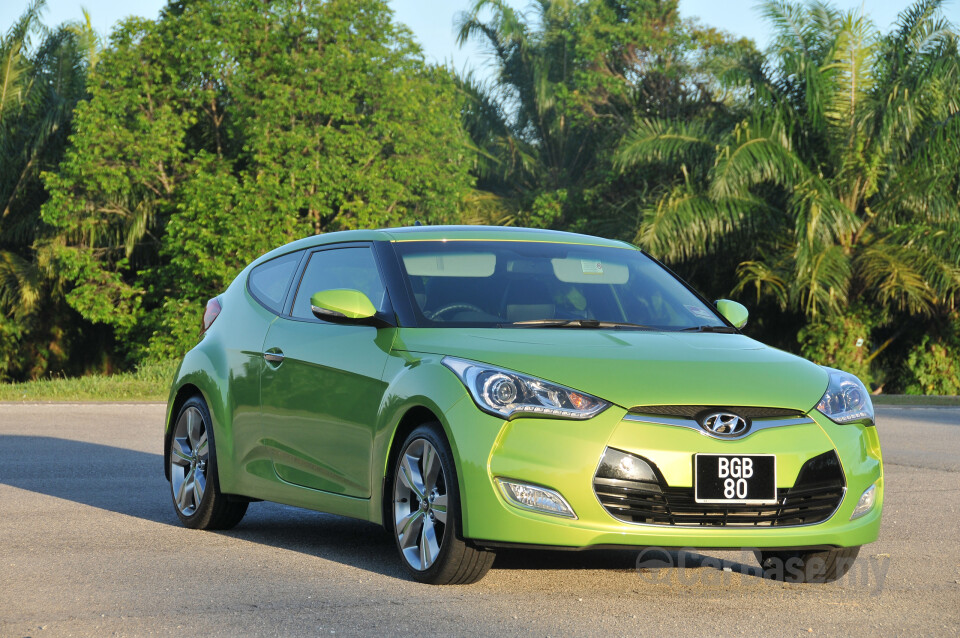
[263,350,284,363]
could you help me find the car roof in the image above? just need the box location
[252,225,636,267]
[381,225,632,248]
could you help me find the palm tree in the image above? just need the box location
[455,0,592,225]
[0,0,101,378]
[616,0,960,374]
[455,0,688,230]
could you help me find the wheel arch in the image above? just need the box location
[380,405,446,531]
[164,382,206,481]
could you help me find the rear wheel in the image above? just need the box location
[756,546,860,583]
[169,396,247,530]
[391,424,495,584]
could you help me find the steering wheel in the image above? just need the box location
[429,303,486,321]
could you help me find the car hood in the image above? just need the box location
[392,328,828,412]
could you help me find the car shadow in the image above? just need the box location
[0,435,766,582]
[633,547,766,578]
[490,547,765,578]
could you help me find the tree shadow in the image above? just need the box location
[0,435,405,578]
[0,434,174,524]
[0,435,765,582]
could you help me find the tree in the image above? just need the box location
[616,0,960,385]
[455,0,754,238]
[41,0,474,364]
[0,0,101,380]
[455,0,668,229]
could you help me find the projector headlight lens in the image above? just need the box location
[816,367,875,426]
[443,357,609,420]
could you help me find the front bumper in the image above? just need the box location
[447,400,883,550]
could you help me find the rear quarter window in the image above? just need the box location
[247,251,302,313]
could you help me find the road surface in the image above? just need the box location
[0,403,957,636]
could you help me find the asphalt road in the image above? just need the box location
[0,403,957,637]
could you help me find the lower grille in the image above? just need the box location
[594,451,845,527]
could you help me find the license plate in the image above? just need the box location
[694,454,777,504]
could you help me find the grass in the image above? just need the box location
[0,360,177,402]
[871,394,960,407]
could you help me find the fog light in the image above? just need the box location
[850,484,877,520]
[596,447,658,483]
[497,479,576,518]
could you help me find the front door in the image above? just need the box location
[259,244,394,498]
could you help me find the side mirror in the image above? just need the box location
[715,299,748,329]
[310,289,385,325]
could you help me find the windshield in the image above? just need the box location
[392,240,728,330]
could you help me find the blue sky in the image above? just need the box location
[2,0,958,80]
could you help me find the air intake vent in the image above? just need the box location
[594,451,844,527]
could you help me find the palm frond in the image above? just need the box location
[66,7,100,69]
[615,118,714,171]
[792,242,851,317]
[854,242,942,315]
[0,249,41,316]
[708,117,800,198]
[734,258,790,308]
[635,185,765,262]
[789,175,859,247]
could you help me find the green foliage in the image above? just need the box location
[1,0,959,395]
[798,306,882,387]
[0,0,102,380]
[133,298,200,365]
[40,0,473,363]
[0,315,25,381]
[455,0,747,235]
[616,0,960,385]
[902,317,960,395]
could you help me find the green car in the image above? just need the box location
[164,226,882,584]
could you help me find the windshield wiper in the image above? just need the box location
[679,325,738,333]
[508,319,655,330]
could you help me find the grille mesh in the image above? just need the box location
[628,405,805,419]
[594,451,844,527]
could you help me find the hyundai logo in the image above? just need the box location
[700,412,750,437]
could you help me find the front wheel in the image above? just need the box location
[756,546,860,583]
[168,395,247,530]
[391,424,495,584]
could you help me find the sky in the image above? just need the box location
[2,0,958,80]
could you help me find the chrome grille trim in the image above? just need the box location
[623,413,814,440]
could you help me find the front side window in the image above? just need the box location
[290,246,388,320]
[248,251,302,313]
[393,240,726,330]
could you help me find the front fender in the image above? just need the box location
[370,353,504,525]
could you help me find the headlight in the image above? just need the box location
[442,356,609,420]
[815,367,875,425]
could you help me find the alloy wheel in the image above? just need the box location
[169,406,209,516]
[393,438,448,571]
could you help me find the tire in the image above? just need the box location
[168,395,247,530]
[390,423,495,584]
[755,546,860,583]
